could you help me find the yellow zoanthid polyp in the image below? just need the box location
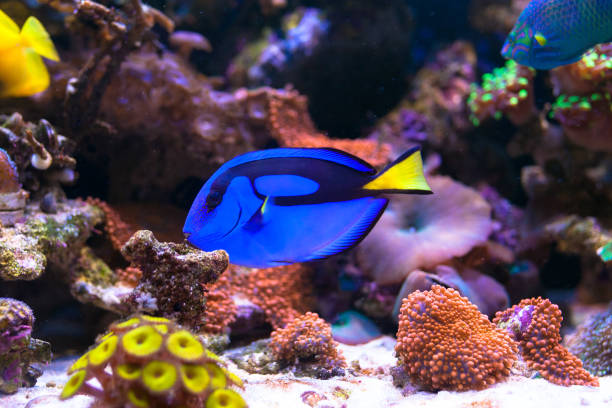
[115,317,141,329]
[166,330,204,361]
[180,364,210,394]
[141,315,171,323]
[122,325,163,357]
[88,335,118,366]
[206,389,247,408]
[142,360,177,393]
[60,370,86,400]
[127,388,150,408]
[68,352,89,374]
[205,363,227,389]
[116,363,142,380]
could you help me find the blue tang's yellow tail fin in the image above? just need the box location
[362,147,432,193]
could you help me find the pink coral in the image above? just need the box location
[270,312,346,372]
[494,297,599,387]
[358,175,494,285]
[395,285,517,391]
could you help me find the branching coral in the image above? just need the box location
[269,312,346,378]
[60,314,247,407]
[550,93,612,152]
[358,175,494,285]
[0,298,51,394]
[494,297,599,387]
[395,285,517,391]
[566,302,612,377]
[121,230,229,330]
[550,44,612,95]
[468,60,536,126]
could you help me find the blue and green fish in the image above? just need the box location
[184,147,432,267]
[502,0,612,69]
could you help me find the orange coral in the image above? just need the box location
[269,312,346,370]
[86,198,135,251]
[550,44,612,95]
[395,285,517,391]
[202,264,314,334]
[493,297,599,387]
[256,88,391,167]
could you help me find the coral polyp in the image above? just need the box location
[60,314,246,407]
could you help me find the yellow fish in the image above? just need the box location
[0,9,59,97]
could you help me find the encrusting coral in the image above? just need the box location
[0,298,51,394]
[494,297,599,387]
[358,175,494,285]
[269,312,346,378]
[565,302,612,377]
[395,285,517,391]
[60,314,247,407]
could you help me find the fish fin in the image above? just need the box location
[534,32,547,46]
[303,197,388,261]
[220,148,375,174]
[0,48,49,97]
[362,147,432,193]
[20,16,59,61]
[242,196,271,233]
[0,10,20,50]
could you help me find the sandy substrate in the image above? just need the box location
[2,337,611,408]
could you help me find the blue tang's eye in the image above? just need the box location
[206,190,222,209]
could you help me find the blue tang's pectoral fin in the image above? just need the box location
[302,197,388,262]
[242,196,271,233]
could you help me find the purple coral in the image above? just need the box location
[0,298,51,394]
[398,109,429,142]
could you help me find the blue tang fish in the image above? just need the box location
[501,0,612,69]
[184,147,432,267]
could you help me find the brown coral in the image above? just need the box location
[494,297,599,387]
[86,198,136,251]
[395,285,517,391]
[121,230,229,330]
[269,312,346,373]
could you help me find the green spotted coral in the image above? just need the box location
[60,314,247,408]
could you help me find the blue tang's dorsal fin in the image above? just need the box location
[217,147,376,175]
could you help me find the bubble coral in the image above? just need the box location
[269,312,346,377]
[0,298,51,394]
[60,314,247,407]
[468,60,536,126]
[357,175,494,285]
[566,303,612,377]
[395,285,517,391]
[550,93,612,152]
[494,297,599,387]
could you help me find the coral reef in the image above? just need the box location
[60,314,246,407]
[202,263,314,334]
[0,298,51,394]
[494,297,599,387]
[269,312,346,378]
[358,175,494,285]
[0,199,103,280]
[121,230,229,330]
[468,60,536,127]
[0,148,27,226]
[395,285,517,391]
[566,302,612,377]
[393,266,509,319]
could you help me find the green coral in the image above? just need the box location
[0,201,104,280]
[566,303,612,376]
[61,314,247,408]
